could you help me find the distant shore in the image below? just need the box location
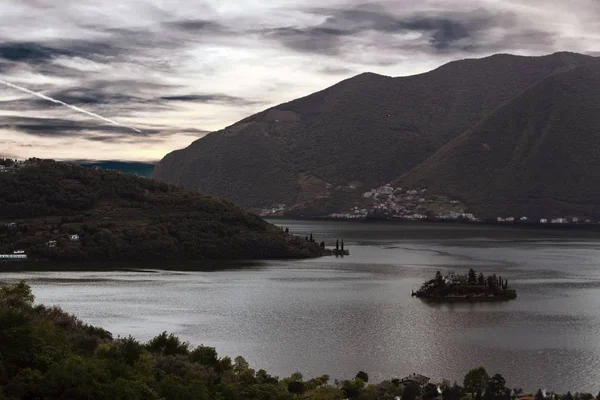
[265,215,600,232]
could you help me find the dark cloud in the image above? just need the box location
[160,94,262,106]
[2,116,160,138]
[319,66,355,75]
[166,19,226,33]
[260,6,551,55]
[0,42,74,63]
[262,26,346,55]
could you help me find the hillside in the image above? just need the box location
[153,52,594,213]
[0,159,322,261]
[399,61,600,220]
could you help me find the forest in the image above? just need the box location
[0,159,322,261]
[0,282,596,400]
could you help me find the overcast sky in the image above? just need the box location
[1,0,598,162]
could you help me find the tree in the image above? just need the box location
[355,371,369,383]
[288,381,305,394]
[485,374,510,400]
[0,281,34,309]
[402,382,420,400]
[341,379,365,399]
[423,383,440,400]
[536,389,545,400]
[464,367,489,397]
[468,269,477,284]
[436,271,443,280]
[443,383,462,400]
[565,392,574,400]
[146,332,189,356]
[189,345,219,368]
[478,273,486,286]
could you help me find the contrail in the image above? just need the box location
[0,78,142,133]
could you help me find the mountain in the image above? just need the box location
[153,52,594,213]
[78,161,155,177]
[0,159,323,261]
[399,61,600,220]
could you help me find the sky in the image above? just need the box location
[1,0,599,162]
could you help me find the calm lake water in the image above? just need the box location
[2,220,600,392]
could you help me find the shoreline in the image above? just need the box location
[266,215,600,232]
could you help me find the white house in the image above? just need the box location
[540,219,548,224]
[46,240,57,248]
[0,253,27,259]
[69,234,80,242]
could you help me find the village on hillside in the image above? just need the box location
[259,182,591,225]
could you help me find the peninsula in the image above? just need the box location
[413,269,517,301]
[0,159,324,262]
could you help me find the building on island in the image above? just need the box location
[69,234,80,242]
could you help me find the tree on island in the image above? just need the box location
[487,275,499,290]
[565,392,574,400]
[468,268,477,284]
[536,389,546,400]
[336,240,339,251]
[478,273,486,286]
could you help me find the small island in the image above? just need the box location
[413,269,517,301]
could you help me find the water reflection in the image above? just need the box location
[2,220,600,392]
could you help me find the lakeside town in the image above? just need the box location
[259,183,597,226]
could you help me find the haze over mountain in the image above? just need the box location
[78,161,156,177]
[399,60,600,219]
[153,52,597,217]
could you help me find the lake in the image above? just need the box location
[2,219,600,392]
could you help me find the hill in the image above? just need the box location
[399,61,600,220]
[153,52,594,214]
[0,159,323,261]
[78,161,156,177]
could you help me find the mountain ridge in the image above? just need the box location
[399,60,600,219]
[153,51,597,216]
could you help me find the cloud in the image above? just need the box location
[319,66,355,75]
[0,0,598,161]
[1,116,153,137]
[259,6,553,56]
[0,42,74,63]
[160,94,263,106]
